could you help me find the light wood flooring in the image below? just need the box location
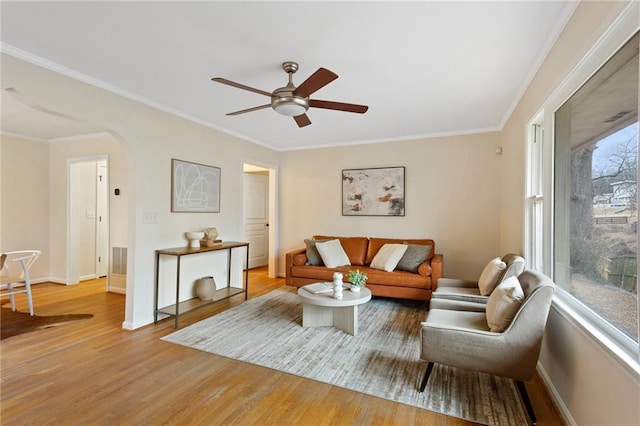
[1,269,563,425]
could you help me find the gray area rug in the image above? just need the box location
[162,288,527,425]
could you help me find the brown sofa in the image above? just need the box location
[285,236,443,301]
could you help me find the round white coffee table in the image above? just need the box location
[297,286,372,335]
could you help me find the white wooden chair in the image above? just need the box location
[1,250,41,316]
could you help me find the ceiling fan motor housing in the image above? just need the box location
[271,86,309,116]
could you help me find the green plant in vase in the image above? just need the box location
[346,269,368,292]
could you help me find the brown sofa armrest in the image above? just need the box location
[285,248,308,286]
[429,253,444,290]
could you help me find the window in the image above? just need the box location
[554,33,638,348]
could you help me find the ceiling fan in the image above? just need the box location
[212,61,368,128]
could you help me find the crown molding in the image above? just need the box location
[0,43,273,149]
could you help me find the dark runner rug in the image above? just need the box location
[163,288,527,425]
[1,307,93,340]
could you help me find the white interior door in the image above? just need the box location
[96,160,108,278]
[68,156,109,285]
[244,172,269,269]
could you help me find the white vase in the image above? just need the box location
[332,272,343,299]
[196,276,216,300]
[351,285,362,292]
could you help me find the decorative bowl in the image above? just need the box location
[185,231,205,248]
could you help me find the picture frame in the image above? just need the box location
[171,159,221,213]
[342,166,405,216]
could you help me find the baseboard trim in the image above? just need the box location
[29,277,58,285]
[122,315,155,331]
[537,362,577,426]
[7,278,57,286]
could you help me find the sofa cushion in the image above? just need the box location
[478,257,507,296]
[370,243,408,272]
[366,238,434,264]
[397,243,432,273]
[485,276,524,332]
[315,239,351,268]
[304,239,328,265]
[314,235,368,265]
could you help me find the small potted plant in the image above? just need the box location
[346,269,368,292]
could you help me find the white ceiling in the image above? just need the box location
[0,1,577,150]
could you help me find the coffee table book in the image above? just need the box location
[302,282,333,294]
[303,282,354,294]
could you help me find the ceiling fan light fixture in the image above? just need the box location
[272,95,309,117]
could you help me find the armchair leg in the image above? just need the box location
[419,362,434,392]
[516,380,537,425]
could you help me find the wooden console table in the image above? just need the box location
[153,241,249,328]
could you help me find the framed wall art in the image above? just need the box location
[342,166,405,216]
[171,159,221,213]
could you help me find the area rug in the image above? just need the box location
[1,307,93,340]
[162,288,527,425]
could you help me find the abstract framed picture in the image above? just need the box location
[342,166,405,216]
[171,159,221,213]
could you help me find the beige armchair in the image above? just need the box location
[431,253,525,311]
[419,270,555,425]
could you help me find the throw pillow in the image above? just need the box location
[396,243,432,273]
[478,257,508,296]
[315,239,351,268]
[485,276,524,332]
[304,239,327,266]
[370,243,409,272]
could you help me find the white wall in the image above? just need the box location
[0,135,50,281]
[280,133,504,280]
[1,53,281,329]
[499,1,640,424]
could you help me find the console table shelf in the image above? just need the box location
[154,241,249,328]
[156,287,246,316]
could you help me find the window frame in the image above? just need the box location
[525,113,546,273]
[527,2,640,376]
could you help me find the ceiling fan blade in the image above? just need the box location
[309,99,369,114]
[294,114,312,128]
[226,104,271,116]
[293,68,338,97]
[212,77,272,97]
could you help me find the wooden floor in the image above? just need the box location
[1,269,563,425]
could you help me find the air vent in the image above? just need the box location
[112,247,127,275]
[603,110,632,123]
